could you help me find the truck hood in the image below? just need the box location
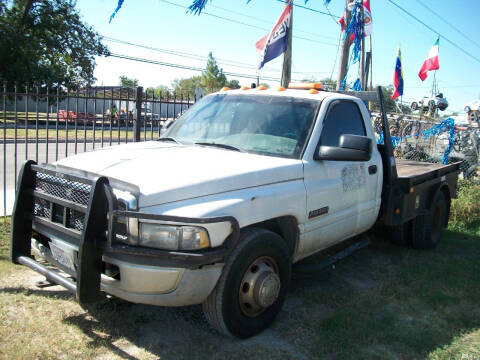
[54,141,304,207]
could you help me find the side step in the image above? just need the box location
[294,236,371,273]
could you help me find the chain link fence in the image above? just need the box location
[372,112,480,180]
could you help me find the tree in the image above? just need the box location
[172,76,202,98]
[201,52,227,93]
[146,85,171,99]
[0,0,109,88]
[119,75,139,89]
[226,79,240,89]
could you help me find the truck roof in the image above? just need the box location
[213,88,360,102]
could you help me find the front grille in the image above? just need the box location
[67,209,86,231]
[35,172,91,206]
[32,171,92,233]
[34,198,51,219]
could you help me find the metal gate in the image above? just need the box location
[0,84,197,216]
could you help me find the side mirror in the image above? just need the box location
[315,134,372,161]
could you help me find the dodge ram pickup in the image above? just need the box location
[11,85,460,338]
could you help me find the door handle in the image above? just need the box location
[368,165,377,175]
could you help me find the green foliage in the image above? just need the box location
[226,79,240,89]
[201,52,227,94]
[171,76,202,98]
[119,76,138,89]
[146,85,171,99]
[0,0,109,88]
[449,179,480,235]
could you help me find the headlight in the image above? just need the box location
[138,223,210,251]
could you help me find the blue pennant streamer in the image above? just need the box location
[377,117,456,165]
[343,0,364,64]
[352,78,362,91]
[109,0,124,23]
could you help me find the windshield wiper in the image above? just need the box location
[195,142,242,152]
[158,137,179,143]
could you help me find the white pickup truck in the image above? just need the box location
[11,85,460,338]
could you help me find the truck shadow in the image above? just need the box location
[3,229,479,359]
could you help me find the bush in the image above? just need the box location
[449,179,480,234]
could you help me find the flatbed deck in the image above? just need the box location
[396,159,453,178]
[395,159,461,191]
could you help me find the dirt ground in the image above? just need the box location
[1,231,479,360]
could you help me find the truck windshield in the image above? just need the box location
[163,94,320,159]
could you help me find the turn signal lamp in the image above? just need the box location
[288,82,323,90]
[221,87,231,91]
[277,86,286,91]
[257,85,268,90]
[241,86,250,90]
[309,89,319,94]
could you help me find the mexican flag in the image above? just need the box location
[418,38,439,81]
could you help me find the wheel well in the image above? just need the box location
[244,216,299,257]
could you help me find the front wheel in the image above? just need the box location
[202,228,291,338]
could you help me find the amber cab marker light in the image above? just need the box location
[309,89,319,94]
[288,82,323,90]
[240,86,250,90]
[277,86,286,91]
[221,87,231,91]
[257,85,268,90]
[395,208,401,215]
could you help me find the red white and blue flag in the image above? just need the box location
[256,3,292,70]
[392,46,404,100]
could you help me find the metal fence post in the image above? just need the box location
[134,86,143,142]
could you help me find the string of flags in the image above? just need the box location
[108,0,443,100]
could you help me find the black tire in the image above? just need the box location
[202,227,291,338]
[387,220,413,247]
[412,192,447,249]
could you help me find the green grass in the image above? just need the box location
[0,183,479,359]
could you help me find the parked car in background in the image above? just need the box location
[411,93,448,112]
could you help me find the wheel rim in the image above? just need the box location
[432,201,444,241]
[238,256,281,317]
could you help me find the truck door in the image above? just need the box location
[301,100,381,256]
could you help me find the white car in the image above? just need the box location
[411,93,448,111]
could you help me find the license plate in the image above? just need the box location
[49,243,75,271]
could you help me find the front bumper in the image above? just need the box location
[11,161,239,304]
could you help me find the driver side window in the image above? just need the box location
[320,101,366,147]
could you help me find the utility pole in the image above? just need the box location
[336,0,352,90]
[281,1,293,88]
[360,3,366,90]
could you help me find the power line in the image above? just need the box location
[109,52,307,82]
[158,0,338,46]
[207,3,338,41]
[104,36,329,75]
[104,36,271,71]
[416,0,480,51]
[275,0,340,18]
[386,0,480,64]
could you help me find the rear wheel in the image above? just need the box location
[388,220,413,247]
[202,228,291,338]
[412,192,447,249]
